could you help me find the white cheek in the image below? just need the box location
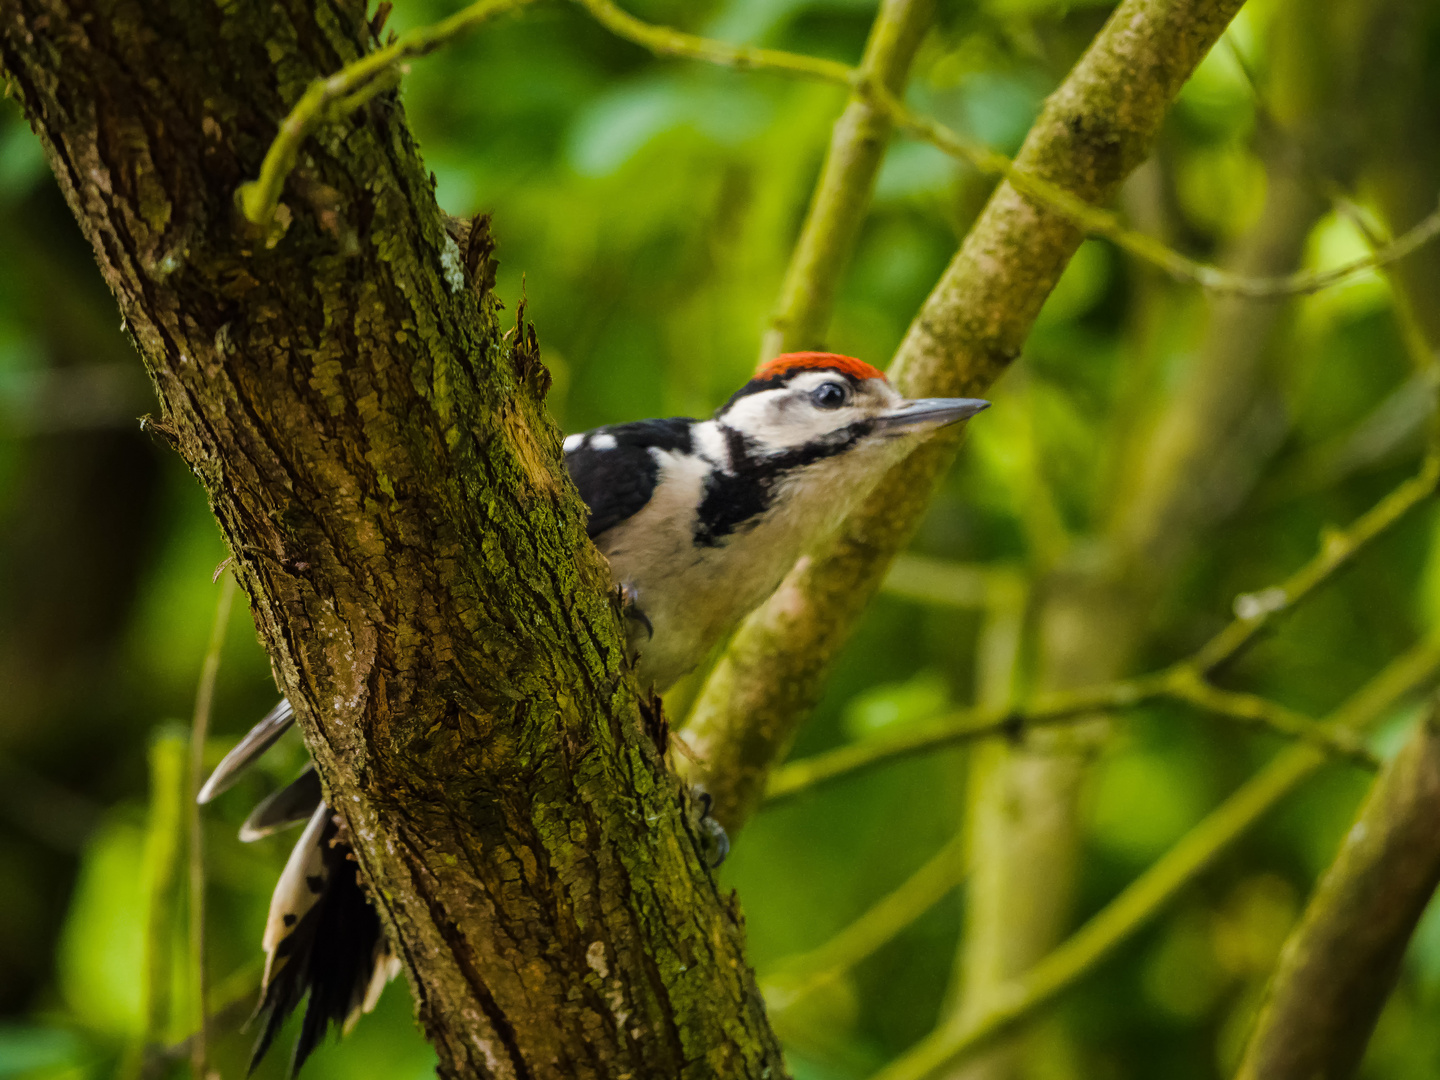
[730,396,856,451]
[754,409,834,449]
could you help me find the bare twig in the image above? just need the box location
[1190,452,1440,672]
[570,0,850,82]
[186,572,237,1080]
[870,641,1440,1080]
[759,0,935,360]
[120,728,189,1080]
[895,96,1440,296]
[574,0,1440,299]
[239,0,1440,300]
[765,665,1375,806]
[766,450,1439,804]
[1161,667,1375,766]
[762,831,968,1019]
[237,0,536,228]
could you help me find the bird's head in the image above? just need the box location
[716,351,989,465]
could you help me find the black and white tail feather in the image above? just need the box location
[197,702,399,1076]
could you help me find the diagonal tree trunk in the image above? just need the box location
[0,2,784,1077]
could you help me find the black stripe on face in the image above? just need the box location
[693,420,874,546]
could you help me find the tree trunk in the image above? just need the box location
[0,3,785,1077]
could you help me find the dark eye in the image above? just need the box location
[810,382,849,410]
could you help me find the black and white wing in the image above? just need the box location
[563,417,695,539]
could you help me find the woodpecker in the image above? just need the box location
[198,351,987,1074]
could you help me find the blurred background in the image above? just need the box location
[4,0,1440,1077]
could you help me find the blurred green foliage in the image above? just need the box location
[4,0,1440,1077]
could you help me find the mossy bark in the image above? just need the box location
[0,2,784,1077]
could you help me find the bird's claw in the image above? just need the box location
[688,787,730,868]
[619,582,654,639]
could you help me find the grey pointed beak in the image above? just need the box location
[876,397,990,431]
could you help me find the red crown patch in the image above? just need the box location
[754,351,886,384]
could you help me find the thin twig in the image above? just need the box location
[237,0,536,228]
[762,831,968,1018]
[764,662,1376,805]
[571,0,850,82]
[869,640,1440,1080]
[1161,666,1376,766]
[571,0,1440,299]
[769,451,1440,802]
[759,0,935,360]
[121,729,190,1080]
[236,0,1440,300]
[882,91,1440,298]
[1190,452,1440,672]
[764,446,1439,802]
[186,572,237,1080]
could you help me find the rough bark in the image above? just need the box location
[1233,700,1440,1080]
[0,2,785,1077]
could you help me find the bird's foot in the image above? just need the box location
[688,787,730,868]
[619,582,654,639]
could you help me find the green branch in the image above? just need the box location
[1190,452,1440,672]
[237,0,1440,300]
[571,0,850,82]
[765,663,1375,806]
[185,573,236,1080]
[574,0,1440,299]
[766,451,1439,804]
[761,831,968,1021]
[759,0,935,360]
[120,728,189,1080]
[870,640,1440,1080]
[1161,667,1376,766]
[236,0,535,229]
[1234,698,1440,1080]
[888,97,1440,298]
